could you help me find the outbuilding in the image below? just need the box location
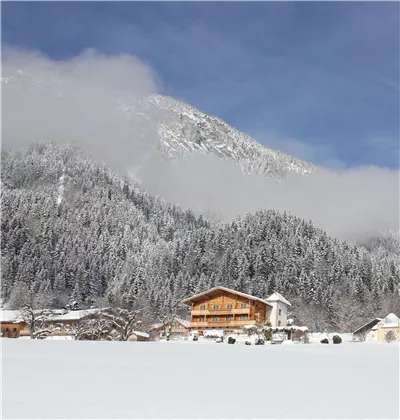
[0,311,27,338]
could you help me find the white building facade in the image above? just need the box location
[265,292,292,327]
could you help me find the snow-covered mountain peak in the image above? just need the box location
[2,70,317,180]
[146,94,316,178]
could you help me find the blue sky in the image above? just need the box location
[2,2,399,168]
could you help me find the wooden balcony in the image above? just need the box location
[191,308,250,316]
[190,320,257,328]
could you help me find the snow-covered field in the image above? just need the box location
[2,339,399,419]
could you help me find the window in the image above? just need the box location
[241,304,247,309]
[227,304,233,310]
[278,320,281,326]
[199,317,205,322]
[212,316,219,322]
[226,316,232,321]
[278,309,282,316]
[13,328,17,332]
[5,328,8,332]
[239,315,247,321]
[213,305,219,310]
[200,305,206,310]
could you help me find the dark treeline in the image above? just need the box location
[2,143,399,332]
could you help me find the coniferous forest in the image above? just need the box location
[2,142,399,331]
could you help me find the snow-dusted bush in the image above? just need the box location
[320,338,329,344]
[228,337,236,344]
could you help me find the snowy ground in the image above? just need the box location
[2,339,399,419]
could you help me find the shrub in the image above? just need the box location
[228,337,236,344]
[245,341,251,345]
[320,338,329,344]
[333,335,342,344]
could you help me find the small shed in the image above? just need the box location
[149,318,190,340]
[0,310,27,338]
[353,318,382,342]
[128,331,150,342]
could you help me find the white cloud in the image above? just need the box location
[2,48,168,171]
[137,152,399,243]
[2,49,399,243]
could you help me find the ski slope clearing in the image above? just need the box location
[2,339,399,419]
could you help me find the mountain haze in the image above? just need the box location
[3,54,398,243]
[2,69,315,181]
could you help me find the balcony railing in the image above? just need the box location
[191,308,250,316]
[190,320,257,328]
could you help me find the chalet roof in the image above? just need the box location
[182,286,272,307]
[0,310,24,323]
[266,292,292,307]
[353,318,382,335]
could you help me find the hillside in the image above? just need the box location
[1,143,399,331]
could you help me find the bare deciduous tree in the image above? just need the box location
[61,316,113,340]
[19,305,59,339]
[158,313,180,341]
[101,307,142,341]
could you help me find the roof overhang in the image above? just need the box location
[182,286,272,308]
[353,318,382,335]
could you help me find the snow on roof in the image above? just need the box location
[50,309,100,321]
[182,286,272,307]
[243,324,258,330]
[132,331,150,339]
[0,310,24,323]
[382,313,399,325]
[148,318,190,331]
[266,292,292,307]
[176,318,190,328]
[353,318,383,335]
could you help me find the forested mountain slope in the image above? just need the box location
[1,143,399,331]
